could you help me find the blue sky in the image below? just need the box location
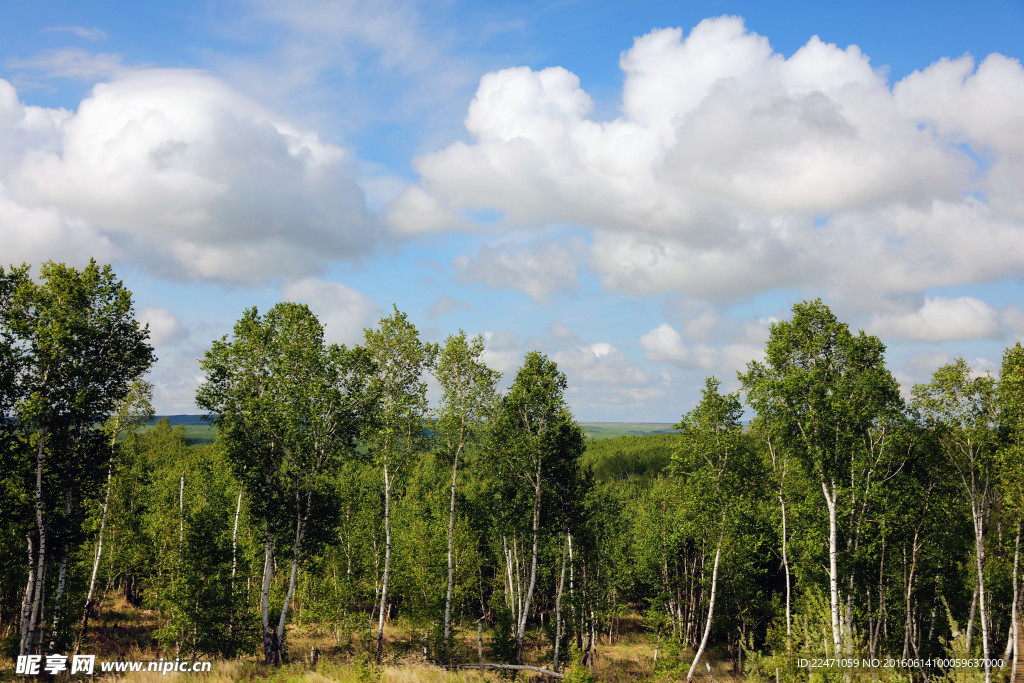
[3,0,1024,420]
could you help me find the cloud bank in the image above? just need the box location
[1,69,378,284]
[397,16,1024,308]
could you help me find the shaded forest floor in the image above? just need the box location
[2,596,752,681]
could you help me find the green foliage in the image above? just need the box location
[583,434,673,481]
[562,660,597,683]
[6,276,1024,679]
[0,260,154,654]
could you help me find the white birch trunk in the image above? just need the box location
[780,493,791,649]
[24,430,49,656]
[19,534,35,654]
[376,462,393,663]
[261,537,276,665]
[231,488,242,581]
[1010,522,1019,681]
[822,479,842,657]
[686,540,722,682]
[443,444,461,643]
[972,499,991,683]
[515,464,542,664]
[553,533,568,673]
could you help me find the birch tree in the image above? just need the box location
[913,358,1000,683]
[362,306,436,663]
[740,299,902,657]
[77,378,154,651]
[998,343,1024,680]
[491,351,584,665]
[3,261,154,655]
[674,377,744,681]
[197,302,366,665]
[433,331,499,653]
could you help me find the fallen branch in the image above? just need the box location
[459,663,564,679]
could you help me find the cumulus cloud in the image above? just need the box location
[868,296,1003,342]
[640,322,764,376]
[454,239,581,303]
[280,277,380,345]
[480,325,668,417]
[401,16,1024,306]
[1,70,379,284]
[137,306,187,346]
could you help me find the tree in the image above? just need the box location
[77,378,154,652]
[739,299,902,657]
[433,331,499,651]
[3,260,154,655]
[673,377,744,681]
[913,358,999,683]
[490,351,585,664]
[998,344,1024,680]
[196,302,365,665]
[362,306,436,662]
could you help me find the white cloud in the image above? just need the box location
[388,185,466,234]
[428,294,473,319]
[137,306,187,346]
[280,277,380,345]
[214,0,480,147]
[480,325,668,416]
[640,322,764,376]
[868,296,1003,342]
[40,26,108,41]
[402,16,1024,307]
[1,70,379,283]
[7,48,127,80]
[454,239,581,303]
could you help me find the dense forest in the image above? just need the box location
[1,260,1022,682]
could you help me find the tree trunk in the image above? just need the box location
[23,429,49,656]
[48,485,72,653]
[1010,521,1020,682]
[376,463,393,663]
[554,533,568,673]
[179,471,185,544]
[780,493,792,651]
[19,534,35,654]
[444,445,461,645]
[687,539,722,682]
[822,479,842,657]
[261,536,278,665]
[275,501,307,666]
[78,461,114,653]
[515,464,542,664]
[967,582,978,655]
[232,488,242,581]
[972,499,991,683]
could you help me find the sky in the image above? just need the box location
[2,0,1024,421]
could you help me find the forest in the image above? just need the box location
[1,260,1022,683]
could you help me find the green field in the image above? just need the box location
[579,421,677,440]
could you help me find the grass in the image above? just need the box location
[1,594,754,681]
[578,423,677,440]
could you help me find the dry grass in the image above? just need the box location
[2,597,752,681]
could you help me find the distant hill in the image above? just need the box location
[142,416,678,443]
[146,415,212,426]
[578,422,677,440]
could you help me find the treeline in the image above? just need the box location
[1,262,1022,682]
